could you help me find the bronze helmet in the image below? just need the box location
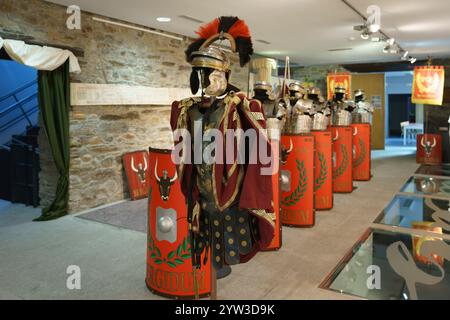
[190,46,231,73]
[334,86,347,94]
[289,81,305,94]
[254,81,273,92]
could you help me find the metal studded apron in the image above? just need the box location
[188,101,260,269]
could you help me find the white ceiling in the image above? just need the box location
[47,0,450,65]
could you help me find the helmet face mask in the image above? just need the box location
[204,69,228,97]
[334,87,346,102]
[354,89,365,102]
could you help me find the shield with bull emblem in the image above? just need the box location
[123,150,151,200]
[146,148,211,299]
[416,134,442,165]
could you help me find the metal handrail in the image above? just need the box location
[0,144,11,151]
[0,93,38,118]
[0,105,39,133]
[0,80,38,103]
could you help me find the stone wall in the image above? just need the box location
[69,106,172,210]
[0,0,250,212]
[291,64,349,93]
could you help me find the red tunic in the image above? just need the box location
[170,92,275,258]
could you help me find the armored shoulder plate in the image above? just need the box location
[180,97,202,109]
[293,99,315,115]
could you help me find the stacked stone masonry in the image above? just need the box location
[0,0,249,212]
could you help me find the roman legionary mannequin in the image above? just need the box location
[288,81,306,107]
[307,87,330,131]
[289,86,318,133]
[253,82,275,115]
[170,17,275,275]
[351,89,374,124]
[329,86,352,126]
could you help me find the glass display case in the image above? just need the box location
[400,176,450,199]
[321,228,450,300]
[416,164,450,178]
[374,194,450,235]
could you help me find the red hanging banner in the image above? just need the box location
[352,124,372,181]
[311,131,333,210]
[280,135,315,227]
[123,150,151,200]
[146,148,211,299]
[412,66,445,106]
[327,73,352,100]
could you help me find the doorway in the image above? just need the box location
[0,59,40,207]
[388,94,416,138]
[384,71,421,147]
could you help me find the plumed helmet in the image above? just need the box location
[185,16,254,70]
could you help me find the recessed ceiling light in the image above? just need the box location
[156,17,171,22]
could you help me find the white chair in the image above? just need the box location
[400,121,411,145]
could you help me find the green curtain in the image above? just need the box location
[34,61,70,221]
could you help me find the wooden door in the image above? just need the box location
[351,73,386,150]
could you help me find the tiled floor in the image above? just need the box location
[0,148,418,300]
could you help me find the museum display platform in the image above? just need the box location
[321,164,450,300]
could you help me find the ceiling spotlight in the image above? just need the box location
[361,31,371,40]
[354,24,372,40]
[386,38,395,46]
[401,50,409,60]
[369,23,380,33]
[371,36,380,42]
[409,57,417,64]
[353,24,366,31]
[383,46,390,53]
[390,48,399,54]
[156,17,171,22]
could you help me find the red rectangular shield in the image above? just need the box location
[352,124,372,181]
[123,150,151,200]
[416,134,442,164]
[332,126,354,193]
[280,134,315,227]
[311,131,333,210]
[264,140,282,250]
